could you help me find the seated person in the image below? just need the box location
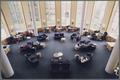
[44,27,50,33]
[30,41,45,49]
[96,32,103,40]
[3,45,10,54]
[15,32,27,42]
[23,31,33,37]
[37,33,48,41]
[70,33,77,40]
[90,33,97,40]
[82,29,90,36]
[76,36,81,42]
[60,33,64,37]
[94,30,100,33]
[90,31,108,41]
[6,34,17,44]
[74,43,80,50]
[52,26,57,32]
[67,26,72,32]
[67,26,79,32]
[101,32,108,40]
[75,54,91,64]
[56,26,63,32]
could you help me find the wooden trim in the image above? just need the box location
[1,10,11,34]
[55,1,61,27]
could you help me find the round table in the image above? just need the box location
[27,37,31,40]
[61,37,66,42]
[74,44,80,50]
[53,52,63,58]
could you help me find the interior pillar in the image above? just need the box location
[0,46,14,78]
[105,37,119,74]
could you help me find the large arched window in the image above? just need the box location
[28,1,41,29]
[76,1,84,27]
[90,1,107,30]
[61,1,71,26]
[46,1,55,26]
[107,2,119,39]
[1,13,10,40]
[8,1,26,32]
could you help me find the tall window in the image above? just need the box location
[90,1,107,30]
[46,1,55,26]
[107,3,119,39]
[1,22,7,40]
[34,2,39,21]
[76,1,84,27]
[1,13,10,40]
[8,1,26,32]
[61,1,71,26]
[28,1,41,29]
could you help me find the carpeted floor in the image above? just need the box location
[6,32,118,79]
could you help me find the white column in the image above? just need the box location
[0,46,14,78]
[31,1,38,36]
[80,2,86,35]
[105,38,119,74]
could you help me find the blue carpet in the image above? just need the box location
[6,32,118,79]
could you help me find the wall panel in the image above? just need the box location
[55,1,61,27]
